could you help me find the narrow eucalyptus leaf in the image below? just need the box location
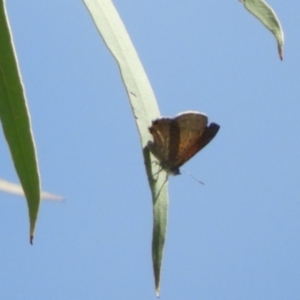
[83,0,168,295]
[241,0,284,60]
[0,179,63,201]
[0,0,40,243]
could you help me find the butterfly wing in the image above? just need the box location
[149,118,174,164]
[149,112,220,174]
[172,113,220,169]
[171,113,207,167]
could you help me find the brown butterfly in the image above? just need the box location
[148,111,220,175]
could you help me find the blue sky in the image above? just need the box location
[1,1,300,299]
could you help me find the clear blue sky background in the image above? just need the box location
[1,1,299,299]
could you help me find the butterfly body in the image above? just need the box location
[148,112,220,175]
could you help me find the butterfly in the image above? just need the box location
[148,111,220,175]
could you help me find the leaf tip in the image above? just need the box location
[30,235,34,245]
[155,288,160,298]
[278,45,283,61]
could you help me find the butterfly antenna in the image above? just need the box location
[181,170,205,185]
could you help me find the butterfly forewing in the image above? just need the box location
[171,113,208,168]
[174,122,220,169]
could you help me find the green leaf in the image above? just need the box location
[0,1,40,243]
[241,0,284,60]
[83,0,168,295]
